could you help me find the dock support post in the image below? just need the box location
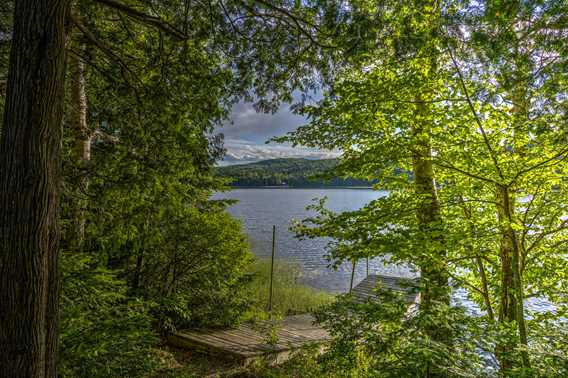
[349,259,356,293]
[268,225,276,318]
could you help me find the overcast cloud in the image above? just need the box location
[216,100,338,165]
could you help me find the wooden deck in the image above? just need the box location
[167,314,329,365]
[352,274,420,304]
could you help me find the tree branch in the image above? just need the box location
[447,45,505,181]
[509,146,568,186]
[70,12,133,75]
[91,0,188,40]
[434,159,499,186]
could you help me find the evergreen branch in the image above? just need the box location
[239,0,337,49]
[70,12,133,75]
[91,0,188,40]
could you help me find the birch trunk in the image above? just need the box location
[69,40,90,251]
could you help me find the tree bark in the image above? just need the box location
[501,185,531,369]
[0,0,70,376]
[495,185,517,372]
[412,99,449,311]
[496,187,516,324]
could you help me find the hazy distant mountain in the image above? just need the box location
[215,158,375,187]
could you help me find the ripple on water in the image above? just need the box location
[213,188,555,312]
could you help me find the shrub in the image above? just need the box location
[59,253,160,378]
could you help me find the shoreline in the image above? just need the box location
[225,185,378,190]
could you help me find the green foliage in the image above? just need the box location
[4,0,567,375]
[242,260,334,321]
[216,158,376,187]
[134,207,254,331]
[315,293,492,378]
[274,0,568,375]
[59,253,160,378]
[239,344,328,378]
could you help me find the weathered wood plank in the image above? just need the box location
[167,314,330,365]
[351,274,420,305]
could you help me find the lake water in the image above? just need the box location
[213,188,553,314]
[213,188,412,292]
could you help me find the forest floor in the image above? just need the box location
[150,345,249,377]
[150,344,311,378]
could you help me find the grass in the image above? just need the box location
[242,259,334,321]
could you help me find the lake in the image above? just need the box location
[213,188,412,292]
[213,188,553,314]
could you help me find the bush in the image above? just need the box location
[138,208,255,331]
[59,253,160,378]
[314,290,492,378]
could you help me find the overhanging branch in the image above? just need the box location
[92,0,188,40]
[70,12,133,75]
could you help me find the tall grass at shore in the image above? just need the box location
[243,260,334,321]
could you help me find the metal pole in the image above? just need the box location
[268,225,276,317]
[349,259,356,293]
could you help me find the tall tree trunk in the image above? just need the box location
[496,187,516,325]
[497,221,516,322]
[496,49,531,371]
[409,2,449,320]
[495,185,517,371]
[412,99,450,378]
[0,0,70,376]
[500,185,531,369]
[69,40,90,251]
[412,100,449,311]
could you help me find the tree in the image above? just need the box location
[0,0,71,376]
[277,1,454,367]
[278,0,568,375]
[1,1,341,375]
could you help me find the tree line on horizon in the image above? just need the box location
[216,158,378,187]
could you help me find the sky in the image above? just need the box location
[215,100,339,165]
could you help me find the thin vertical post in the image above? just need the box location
[366,257,369,277]
[349,259,356,293]
[268,225,276,317]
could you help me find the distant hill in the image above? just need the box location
[215,158,375,187]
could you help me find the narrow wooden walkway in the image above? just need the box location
[167,314,329,365]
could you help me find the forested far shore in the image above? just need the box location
[216,158,378,187]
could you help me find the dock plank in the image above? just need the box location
[167,314,330,364]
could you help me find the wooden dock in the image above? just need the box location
[167,314,329,365]
[351,274,420,304]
